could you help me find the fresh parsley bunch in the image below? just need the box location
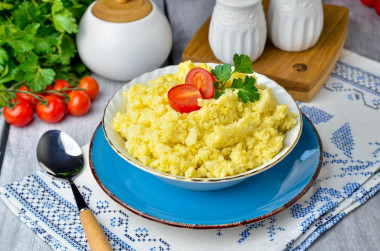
[0,0,92,106]
[212,54,260,103]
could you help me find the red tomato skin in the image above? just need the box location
[53,79,71,95]
[167,84,202,113]
[185,67,215,99]
[36,95,66,123]
[67,91,91,116]
[79,76,99,100]
[16,85,37,109]
[44,85,52,92]
[375,1,380,15]
[360,0,376,7]
[3,99,34,127]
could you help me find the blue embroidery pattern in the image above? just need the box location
[325,61,380,111]
[331,61,380,96]
[299,106,333,125]
[3,173,170,251]
[331,123,354,158]
[290,186,344,232]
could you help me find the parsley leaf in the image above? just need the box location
[210,54,259,103]
[0,2,13,11]
[57,33,76,65]
[232,53,253,74]
[0,47,8,73]
[52,0,78,34]
[0,61,18,84]
[4,24,39,57]
[34,27,59,54]
[213,90,225,99]
[230,76,260,103]
[211,63,232,82]
[13,2,42,29]
[19,54,55,91]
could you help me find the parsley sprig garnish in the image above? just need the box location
[211,54,260,103]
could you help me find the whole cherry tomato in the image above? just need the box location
[185,68,215,99]
[44,85,53,92]
[360,0,376,7]
[16,85,38,109]
[3,99,34,127]
[375,0,380,15]
[53,79,71,95]
[36,95,66,123]
[67,90,91,116]
[79,76,99,100]
[167,84,202,113]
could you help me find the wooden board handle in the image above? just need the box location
[80,209,112,251]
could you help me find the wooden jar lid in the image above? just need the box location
[92,0,153,23]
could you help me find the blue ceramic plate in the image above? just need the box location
[89,114,322,229]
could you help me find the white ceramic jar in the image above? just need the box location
[209,0,267,64]
[267,0,324,52]
[76,1,172,81]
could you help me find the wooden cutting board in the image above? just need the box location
[182,2,349,101]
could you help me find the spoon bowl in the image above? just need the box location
[37,130,112,251]
[37,130,84,179]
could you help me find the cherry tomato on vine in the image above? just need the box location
[36,95,66,123]
[53,79,71,95]
[67,91,91,116]
[360,0,376,7]
[375,1,380,15]
[79,76,99,100]
[3,99,34,127]
[168,84,202,113]
[16,85,38,109]
[44,85,53,92]
[185,68,215,99]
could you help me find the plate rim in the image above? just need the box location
[89,114,323,229]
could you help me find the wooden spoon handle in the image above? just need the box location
[79,209,112,251]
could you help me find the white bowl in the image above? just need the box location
[76,1,172,81]
[102,64,302,191]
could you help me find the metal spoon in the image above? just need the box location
[36,130,112,251]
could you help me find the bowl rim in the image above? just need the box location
[102,63,303,183]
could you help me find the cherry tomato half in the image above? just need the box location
[168,84,202,113]
[185,67,215,99]
[67,91,91,116]
[36,95,66,123]
[79,76,99,100]
[3,99,34,127]
[16,85,38,109]
[53,79,71,95]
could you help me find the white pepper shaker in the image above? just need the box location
[209,0,267,64]
[267,0,324,52]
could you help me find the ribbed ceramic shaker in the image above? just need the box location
[209,0,267,64]
[267,0,324,52]
[76,0,172,81]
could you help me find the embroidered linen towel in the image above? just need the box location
[0,49,379,250]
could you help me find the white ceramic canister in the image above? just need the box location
[267,0,324,52]
[76,0,172,81]
[209,0,267,64]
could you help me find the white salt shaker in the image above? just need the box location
[209,0,267,64]
[267,0,324,52]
